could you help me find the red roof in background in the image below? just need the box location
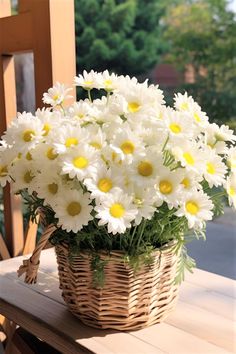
[153,64,181,87]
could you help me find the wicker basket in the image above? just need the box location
[55,241,179,330]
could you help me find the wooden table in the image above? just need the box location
[0,249,235,354]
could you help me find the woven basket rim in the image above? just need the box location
[55,239,177,258]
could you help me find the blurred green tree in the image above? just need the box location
[163,0,236,124]
[75,0,174,76]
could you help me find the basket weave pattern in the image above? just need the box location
[55,242,179,330]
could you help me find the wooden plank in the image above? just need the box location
[0,232,10,259]
[185,268,236,299]
[180,281,236,321]
[0,276,165,354]
[23,218,38,255]
[166,300,236,353]
[130,322,233,354]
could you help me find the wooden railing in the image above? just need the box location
[0,0,76,258]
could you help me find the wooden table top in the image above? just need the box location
[0,248,235,354]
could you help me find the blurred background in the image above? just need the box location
[4,0,236,278]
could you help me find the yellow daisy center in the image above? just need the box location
[180,102,189,111]
[23,171,34,184]
[98,178,113,193]
[138,161,153,177]
[128,102,141,113]
[229,187,235,196]
[183,152,195,165]
[110,203,125,218]
[169,123,182,134]
[43,123,51,136]
[159,180,173,194]
[83,80,93,86]
[73,156,88,169]
[90,142,102,150]
[46,147,58,160]
[206,162,216,175]
[0,165,8,177]
[67,201,81,216]
[22,130,35,142]
[186,201,199,215]
[120,141,135,154]
[53,94,59,101]
[194,113,201,123]
[76,113,84,119]
[26,152,33,161]
[48,183,58,195]
[104,79,112,88]
[65,137,79,148]
[181,178,190,189]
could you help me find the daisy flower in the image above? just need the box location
[155,166,184,209]
[52,124,89,154]
[42,82,72,107]
[163,109,195,139]
[180,170,202,191]
[175,189,214,229]
[60,145,99,181]
[100,70,119,91]
[74,70,102,90]
[172,141,205,174]
[84,167,123,200]
[53,188,93,233]
[33,170,62,204]
[203,149,227,188]
[31,143,59,169]
[174,92,195,112]
[3,112,44,153]
[225,173,236,209]
[95,189,138,234]
[67,100,93,124]
[35,108,60,138]
[9,160,37,193]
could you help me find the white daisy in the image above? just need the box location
[74,70,102,90]
[52,124,89,154]
[174,92,195,112]
[100,70,119,91]
[60,145,99,181]
[42,82,72,107]
[67,100,93,124]
[155,166,184,209]
[163,109,195,139]
[30,143,59,169]
[225,173,236,209]
[176,189,214,229]
[3,112,44,153]
[33,170,62,204]
[203,149,227,188]
[172,141,205,174]
[53,188,93,233]
[9,160,37,193]
[95,189,138,234]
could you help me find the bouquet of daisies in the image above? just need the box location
[0,70,235,280]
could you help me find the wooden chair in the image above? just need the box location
[0,0,76,351]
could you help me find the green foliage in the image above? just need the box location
[163,0,236,124]
[75,0,172,76]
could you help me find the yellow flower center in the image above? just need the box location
[104,79,112,88]
[43,124,51,136]
[134,197,143,206]
[98,178,113,193]
[67,201,81,216]
[23,171,34,184]
[128,102,141,113]
[83,81,93,86]
[169,123,182,134]
[181,178,190,189]
[206,162,216,175]
[73,156,88,169]
[90,142,102,150]
[53,94,59,101]
[186,201,199,215]
[65,137,79,148]
[0,165,8,177]
[180,102,189,111]
[76,113,84,119]
[48,183,58,195]
[26,152,33,161]
[46,147,58,160]
[138,161,153,177]
[159,180,173,194]
[120,141,135,154]
[109,203,125,218]
[22,130,35,142]
[183,152,195,165]
[194,113,201,123]
[229,187,235,196]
